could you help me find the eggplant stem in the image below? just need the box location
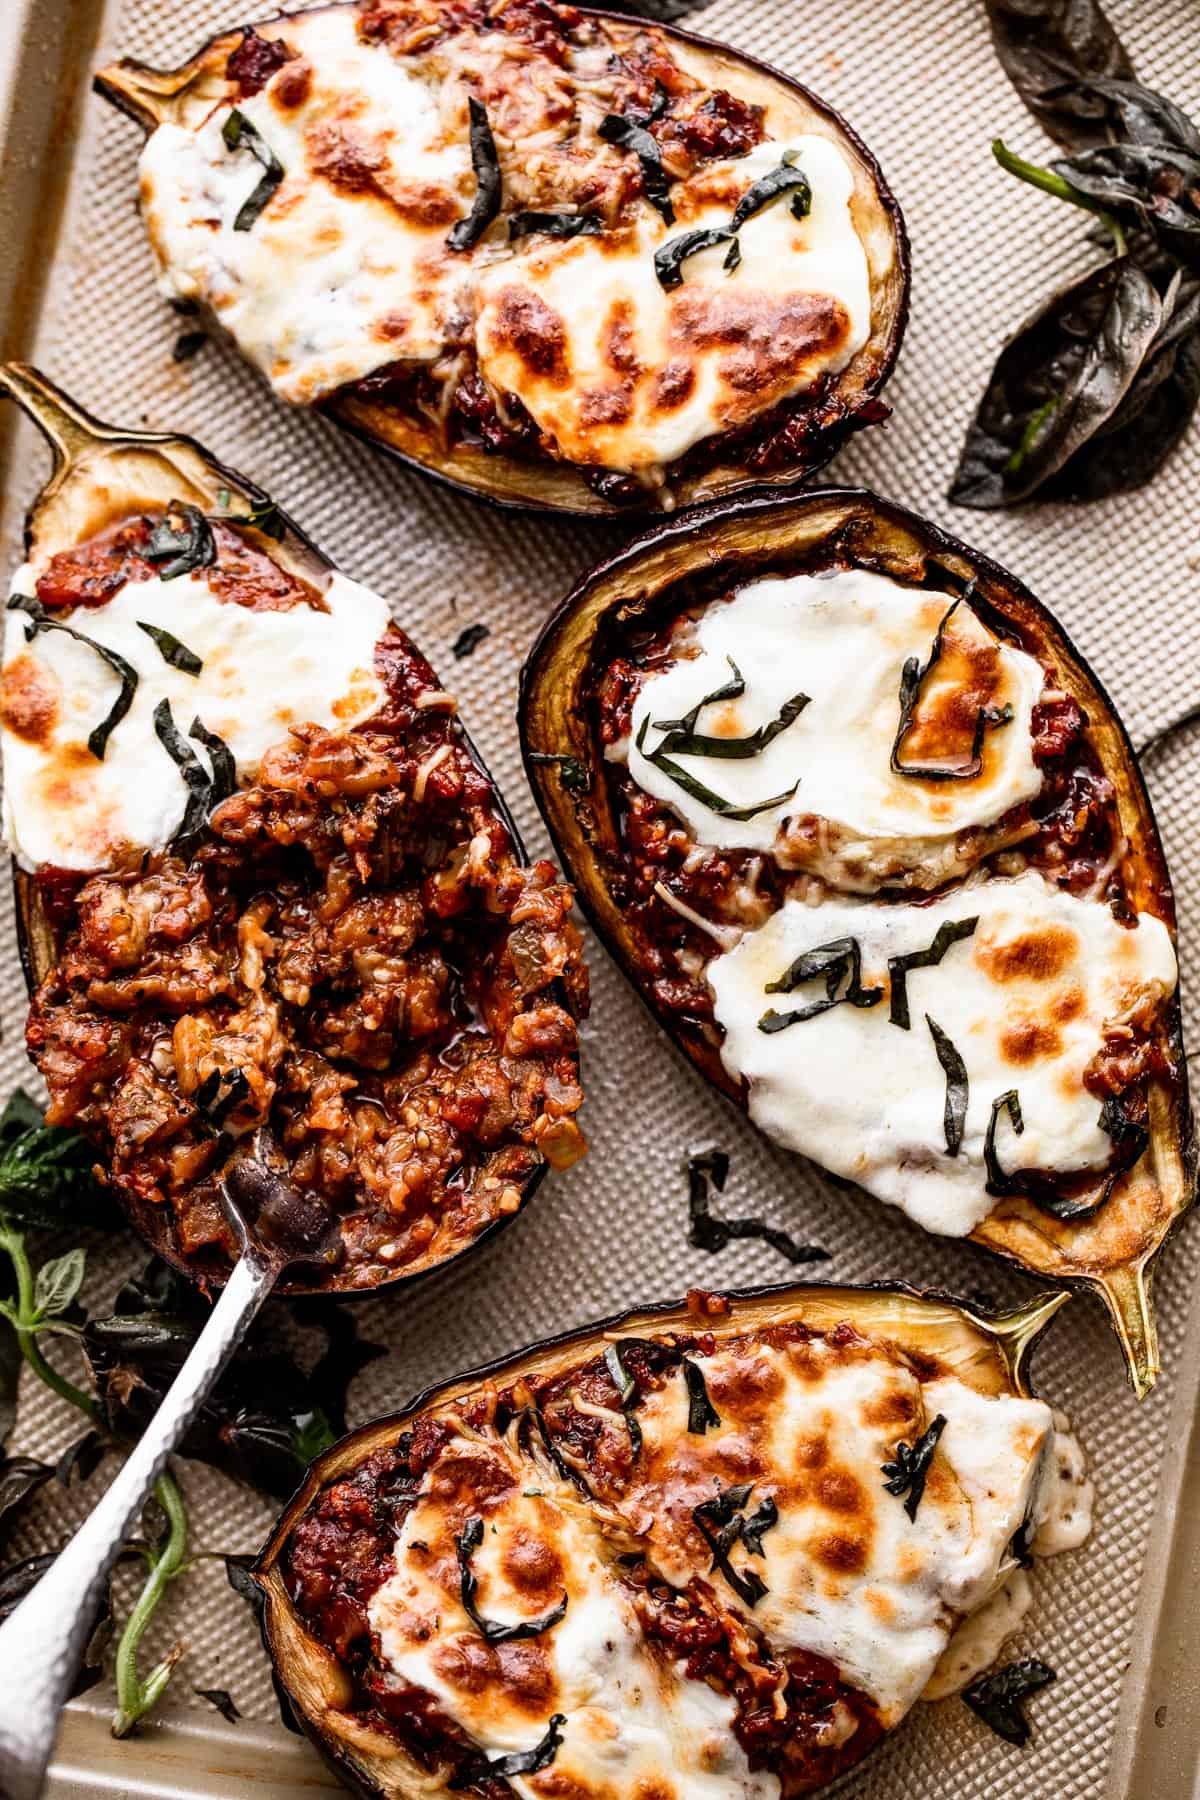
[1097,1260,1159,1401]
[971,1288,1071,1394]
[0,362,120,470]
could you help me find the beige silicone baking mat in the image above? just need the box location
[1,0,1199,1794]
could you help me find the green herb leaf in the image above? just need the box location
[984,0,1133,152]
[692,1481,774,1606]
[881,1413,947,1520]
[447,98,502,251]
[604,1342,643,1459]
[984,1088,1025,1193]
[890,599,1014,779]
[650,657,810,759]
[888,917,979,1029]
[758,936,884,1033]
[7,594,139,760]
[452,622,490,659]
[222,108,284,231]
[194,1687,241,1724]
[683,1358,721,1434]
[189,718,238,809]
[290,1408,337,1467]
[686,1148,830,1265]
[144,503,217,581]
[730,152,811,230]
[136,621,203,675]
[471,1713,567,1780]
[926,1016,969,1156]
[0,1091,113,1234]
[635,715,796,821]
[509,210,602,241]
[455,1514,568,1642]
[654,226,739,290]
[963,1657,1056,1746]
[153,699,212,846]
[34,1248,87,1320]
[527,751,590,793]
[599,110,675,223]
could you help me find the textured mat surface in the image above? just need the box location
[1,0,1198,1792]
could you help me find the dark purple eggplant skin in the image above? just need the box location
[517,484,1194,1396]
[94,4,910,520]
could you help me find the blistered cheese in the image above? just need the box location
[135,10,875,471]
[707,871,1176,1236]
[0,565,388,871]
[621,569,1045,879]
[474,137,871,472]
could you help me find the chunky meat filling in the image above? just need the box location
[23,520,588,1289]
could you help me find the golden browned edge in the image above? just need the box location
[519,488,1196,1398]
[251,1281,1069,1800]
[0,359,551,1298]
[92,5,909,518]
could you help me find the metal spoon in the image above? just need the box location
[0,1139,327,1800]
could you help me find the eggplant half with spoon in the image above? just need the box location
[0,363,589,1299]
[254,1280,1091,1797]
[521,488,1193,1396]
[94,0,907,516]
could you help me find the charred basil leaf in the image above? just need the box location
[730,151,811,230]
[527,750,590,793]
[55,1429,106,1488]
[604,1341,643,1459]
[963,1657,1056,1746]
[890,597,1015,777]
[195,1687,241,1724]
[7,593,138,760]
[1052,141,1200,272]
[447,98,502,251]
[136,621,202,675]
[465,1713,567,1782]
[654,226,738,290]
[758,936,884,1034]
[651,657,810,759]
[881,1413,947,1520]
[221,108,284,231]
[683,1358,721,1434]
[0,1456,53,1551]
[636,715,797,821]
[985,1088,1026,1193]
[144,502,217,581]
[189,717,238,808]
[686,1148,830,1266]
[888,917,979,1030]
[452,622,490,658]
[599,110,675,224]
[983,0,1133,151]
[509,209,602,241]
[927,1017,969,1156]
[983,1086,1134,1220]
[692,1481,775,1606]
[193,1067,250,1131]
[154,698,212,846]
[455,1514,569,1642]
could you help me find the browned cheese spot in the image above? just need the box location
[1000,1017,1064,1065]
[307,121,459,225]
[271,59,313,109]
[491,287,571,387]
[671,290,849,403]
[501,1526,564,1601]
[979,925,1077,984]
[429,1636,555,1716]
[0,653,58,746]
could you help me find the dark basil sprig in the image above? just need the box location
[926,1017,969,1156]
[881,1413,947,1520]
[454,1515,568,1643]
[963,1657,1056,1746]
[758,936,884,1034]
[984,1086,1146,1222]
[136,622,202,676]
[683,1358,720,1434]
[888,916,979,1029]
[692,1482,776,1606]
[222,109,284,232]
[983,0,1133,152]
[686,1148,830,1266]
[7,594,137,761]
[144,503,216,581]
[527,750,589,793]
[447,98,502,251]
[509,210,602,242]
[599,109,675,223]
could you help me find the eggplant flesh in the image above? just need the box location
[519,488,1194,1396]
[254,1281,1075,1799]
[94,2,908,518]
[0,362,588,1297]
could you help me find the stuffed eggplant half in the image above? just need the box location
[521,490,1193,1395]
[95,1,906,516]
[255,1282,1090,1797]
[0,364,588,1294]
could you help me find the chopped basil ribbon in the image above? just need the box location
[470,1713,567,1780]
[604,1342,643,1459]
[599,110,675,223]
[692,1482,777,1606]
[447,97,502,251]
[221,109,284,232]
[890,595,1015,780]
[650,658,810,759]
[683,1358,721,1434]
[144,503,216,581]
[136,621,202,675]
[193,1067,249,1131]
[454,1515,568,1643]
[986,1085,1149,1221]
[654,226,739,290]
[888,916,979,1029]
[232,498,285,541]
[881,1413,947,1520]
[758,936,884,1034]
[636,715,796,820]
[153,698,213,846]
[962,1659,1056,1747]
[189,718,238,808]
[509,209,602,241]
[730,149,812,229]
[527,750,589,793]
[686,1148,830,1266]
[926,1016,968,1155]
[7,593,138,760]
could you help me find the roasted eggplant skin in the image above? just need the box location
[520,487,1195,1396]
[0,361,584,1300]
[253,1280,1070,1800]
[94,5,909,519]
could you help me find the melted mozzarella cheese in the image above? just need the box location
[475,137,871,472]
[1,566,388,870]
[139,8,474,404]
[621,569,1044,870]
[923,1570,1032,1700]
[707,871,1176,1235]
[369,1443,774,1800]
[623,1342,1058,1726]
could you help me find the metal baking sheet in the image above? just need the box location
[1,0,1198,1795]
